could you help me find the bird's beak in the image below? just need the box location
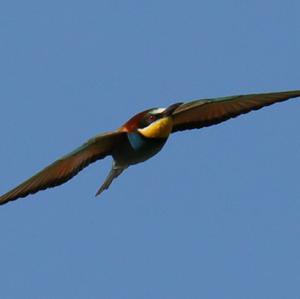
[163,102,183,117]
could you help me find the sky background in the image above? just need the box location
[1,0,300,298]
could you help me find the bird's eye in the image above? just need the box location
[139,113,159,128]
[147,114,157,123]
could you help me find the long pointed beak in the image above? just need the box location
[163,102,183,117]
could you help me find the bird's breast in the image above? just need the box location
[113,132,167,166]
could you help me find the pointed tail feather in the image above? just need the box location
[95,164,126,196]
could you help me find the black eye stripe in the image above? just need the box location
[138,113,160,128]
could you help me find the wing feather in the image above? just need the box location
[172,90,300,132]
[0,131,126,205]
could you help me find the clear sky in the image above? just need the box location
[1,0,300,298]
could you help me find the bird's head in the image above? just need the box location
[119,103,182,138]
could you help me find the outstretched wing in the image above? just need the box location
[0,131,126,205]
[171,90,300,132]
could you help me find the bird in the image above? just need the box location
[0,89,300,205]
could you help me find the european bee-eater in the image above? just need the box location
[1,90,300,205]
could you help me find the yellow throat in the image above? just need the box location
[138,117,173,138]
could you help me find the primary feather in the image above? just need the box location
[172,90,300,132]
[0,132,126,205]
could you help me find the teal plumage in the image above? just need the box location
[109,132,167,167]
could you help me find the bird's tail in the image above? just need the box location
[95,163,127,196]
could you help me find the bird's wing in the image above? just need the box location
[0,131,126,205]
[171,90,300,132]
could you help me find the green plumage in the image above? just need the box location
[113,132,167,166]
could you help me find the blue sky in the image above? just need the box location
[1,0,300,298]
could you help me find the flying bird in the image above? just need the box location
[1,90,300,205]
